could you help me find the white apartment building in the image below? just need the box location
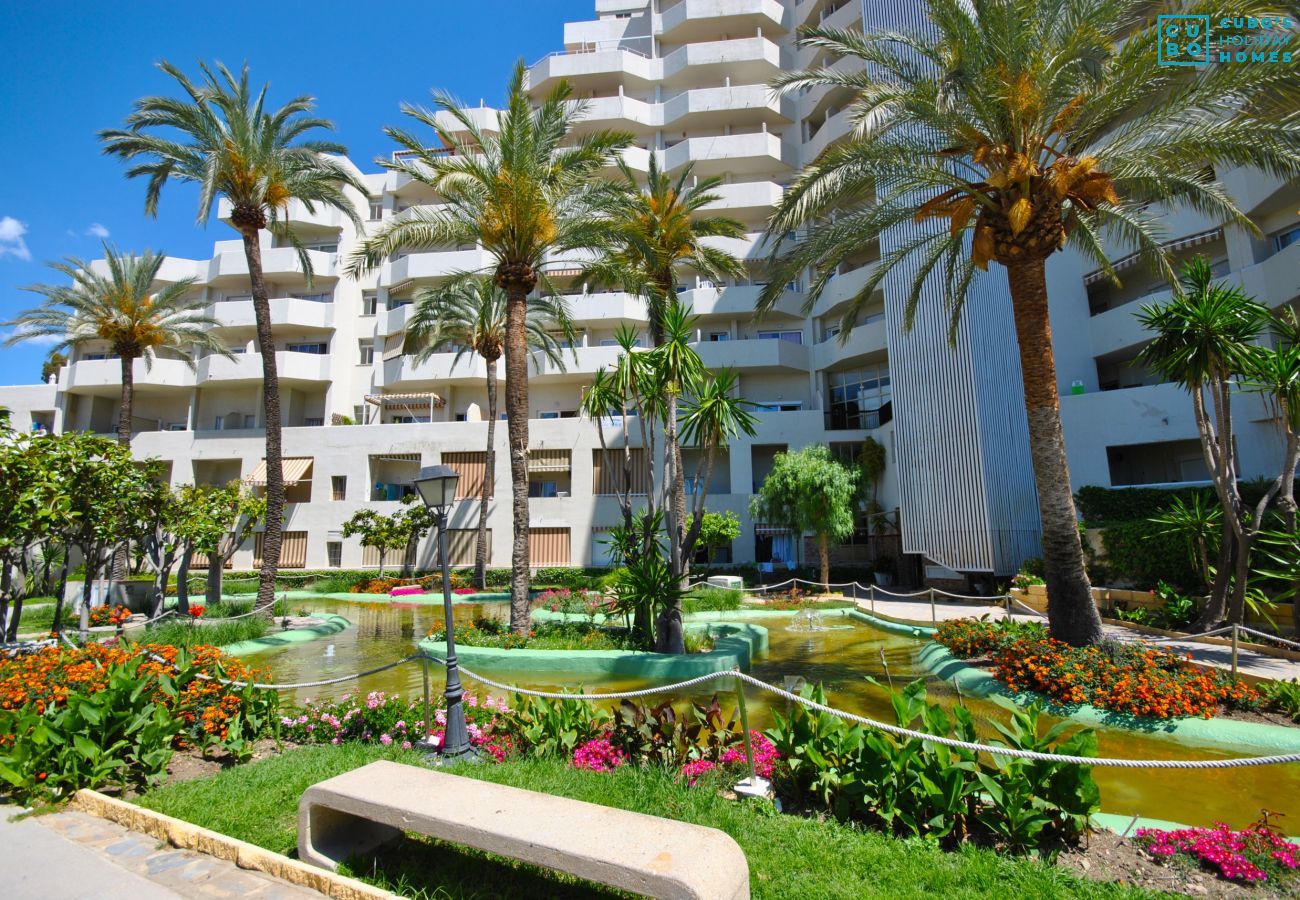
[2,0,1296,581]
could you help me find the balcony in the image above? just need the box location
[379,249,495,287]
[811,262,880,318]
[658,0,789,42]
[680,284,804,318]
[206,247,338,285]
[197,350,331,385]
[528,345,626,378]
[62,357,197,394]
[212,297,335,331]
[563,292,649,324]
[582,84,794,132]
[695,337,811,371]
[379,303,415,335]
[700,180,785,218]
[813,315,888,370]
[528,37,782,94]
[663,131,796,176]
[803,105,855,160]
[383,352,495,388]
[216,196,348,230]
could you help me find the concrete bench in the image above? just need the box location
[298,760,749,899]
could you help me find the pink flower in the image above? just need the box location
[380,734,393,745]
[572,736,626,772]
[680,759,717,785]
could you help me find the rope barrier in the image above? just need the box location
[41,628,1300,768]
[1238,627,1300,652]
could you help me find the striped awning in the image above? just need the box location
[1083,228,1223,286]
[371,452,422,463]
[753,525,792,536]
[365,392,446,408]
[528,449,571,472]
[246,457,314,486]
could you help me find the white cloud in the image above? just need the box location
[0,216,32,261]
[0,325,64,347]
[86,223,110,239]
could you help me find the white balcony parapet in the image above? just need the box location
[63,357,197,392]
[197,350,331,384]
[207,248,339,283]
[212,297,336,331]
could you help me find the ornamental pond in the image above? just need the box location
[239,596,1300,831]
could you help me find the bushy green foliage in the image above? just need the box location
[141,618,269,651]
[505,694,612,759]
[682,587,742,613]
[1259,679,1300,722]
[1093,520,1199,590]
[933,617,1049,658]
[766,680,1099,853]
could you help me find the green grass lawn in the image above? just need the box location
[8,598,65,633]
[138,745,1156,899]
[139,617,269,650]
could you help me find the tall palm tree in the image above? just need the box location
[6,246,229,444]
[759,0,1300,646]
[582,156,747,345]
[653,304,705,596]
[404,275,574,590]
[101,61,367,612]
[1138,259,1267,625]
[348,61,631,634]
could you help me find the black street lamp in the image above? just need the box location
[412,464,474,760]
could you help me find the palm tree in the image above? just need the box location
[6,245,229,445]
[101,61,366,613]
[653,304,705,597]
[404,275,574,590]
[582,156,746,345]
[348,61,631,634]
[759,0,1300,646]
[1138,259,1267,625]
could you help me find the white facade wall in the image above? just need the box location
[1,0,1296,576]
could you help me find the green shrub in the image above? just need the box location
[1095,520,1199,590]
[932,617,1048,658]
[1259,679,1300,722]
[682,587,742,613]
[504,694,612,758]
[766,680,1099,853]
[142,618,269,651]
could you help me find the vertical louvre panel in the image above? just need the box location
[361,543,417,569]
[862,0,1041,576]
[528,528,571,566]
[255,531,308,568]
[592,449,649,495]
[442,452,490,499]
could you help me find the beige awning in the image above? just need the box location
[246,457,314,486]
[365,392,445,408]
[528,449,572,473]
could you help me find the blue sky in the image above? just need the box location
[0,0,593,385]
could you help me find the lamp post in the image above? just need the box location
[412,464,474,760]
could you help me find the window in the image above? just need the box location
[331,475,347,501]
[304,242,338,253]
[828,365,892,429]
[361,291,378,316]
[758,330,803,344]
[756,401,803,412]
[367,198,383,220]
[286,342,328,354]
[1276,224,1300,252]
[289,291,332,303]
[708,332,730,342]
[386,296,412,310]
[359,340,374,366]
[304,417,324,427]
[327,541,343,568]
[528,480,558,498]
[822,324,841,343]
[243,414,257,429]
[600,337,643,347]
[353,404,366,424]
[538,410,578,419]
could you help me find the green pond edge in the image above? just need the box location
[419,610,777,680]
[846,608,1300,755]
[178,590,510,606]
[219,613,352,657]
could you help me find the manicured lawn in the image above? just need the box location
[140,617,269,650]
[139,745,1156,899]
[8,598,66,633]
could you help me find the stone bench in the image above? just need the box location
[298,760,750,899]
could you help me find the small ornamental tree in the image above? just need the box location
[750,446,859,588]
[689,510,741,573]
[342,510,408,577]
[0,431,71,639]
[184,483,267,610]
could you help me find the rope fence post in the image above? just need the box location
[731,668,770,800]
[1231,624,1239,680]
[79,603,88,643]
[928,587,937,628]
[869,583,876,614]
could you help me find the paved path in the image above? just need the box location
[849,591,1300,682]
[0,807,324,899]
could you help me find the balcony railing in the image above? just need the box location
[826,401,892,431]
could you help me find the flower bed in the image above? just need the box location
[88,604,133,627]
[1136,820,1300,886]
[279,690,514,761]
[935,618,1260,719]
[534,588,613,617]
[389,584,425,597]
[0,642,278,802]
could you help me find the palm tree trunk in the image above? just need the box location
[240,230,282,618]
[1005,259,1102,647]
[117,354,135,445]
[656,388,688,654]
[502,282,532,635]
[476,360,498,591]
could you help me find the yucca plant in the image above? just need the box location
[101,61,366,613]
[7,246,229,445]
[761,0,1300,645]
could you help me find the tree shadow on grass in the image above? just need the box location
[340,832,633,900]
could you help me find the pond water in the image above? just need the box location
[248,598,1300,830]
